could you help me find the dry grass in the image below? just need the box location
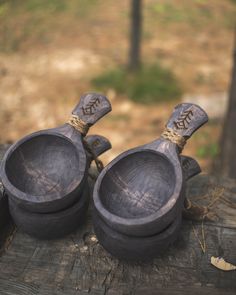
[0,0,235,171]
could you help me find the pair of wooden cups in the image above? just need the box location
[1,93,208,261]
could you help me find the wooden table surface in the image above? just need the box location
[0,146,236,295]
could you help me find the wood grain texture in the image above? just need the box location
[92,158,199,261]
[8,182,89,240]
[1,128,88,213]
[0,181,236,292]
[166,103,208,138]
[0,147,236,294]
[100,151,176,219]
[84,134,112,159]
[0,145,14,251]
[72,93,112,126]
[94,103,208,237]
[1,93,111,214]
[3,135,110,239]
[181,155,201,181]
[0,182,10,232]
[93,210,182,261]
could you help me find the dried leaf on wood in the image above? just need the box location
[211,256,236,271]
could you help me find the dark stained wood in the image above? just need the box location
[0,185,14,253]
[84,134,112,162]
[0,145,14,252]
[1,93,111,214]
[0,141,235,294]
[93,103,208,237]
[8,182,89,240]
[72,93,112,126]
[100,151,176,219]
[0,182,10,233]
[6,135,111,239]
[93,156,200,261]
[166,103,208,138]
[93,210,182,261]
[181,155,201,181]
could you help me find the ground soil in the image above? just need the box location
[0,0,235,172]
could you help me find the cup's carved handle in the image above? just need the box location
[72,93,112,126]
[84,134,112,158]
[166,103,208,138]
[181,155,201,181]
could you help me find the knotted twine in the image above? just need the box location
[68,114,104,173]
[68,115,89,136]
[161,126,208,251]
[161,127,186,152]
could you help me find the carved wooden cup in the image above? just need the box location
[1,93,111,213]
[8,135,111,240]
[93,156,201,261]
[93,103,208,237]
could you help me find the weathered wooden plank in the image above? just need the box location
[0,279,235,295]
[0,183,10,232]
[0,145,11,230]
[0,146,236,294]
[0,145,13,252]
[186,174,236,229]
[0,204,235,293]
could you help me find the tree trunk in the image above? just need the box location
[219,30,236,178]
[128,0,142,71]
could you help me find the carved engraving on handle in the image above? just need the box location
[72,93,112,126]
[166,103,208,138]
[82,97,101,116]
[174,110,193,130]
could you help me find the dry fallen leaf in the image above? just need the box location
[211,256,236,271]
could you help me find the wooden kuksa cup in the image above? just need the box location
[93,103,208,237]
[1,93,111,213]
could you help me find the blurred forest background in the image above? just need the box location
[0,0,236,172]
